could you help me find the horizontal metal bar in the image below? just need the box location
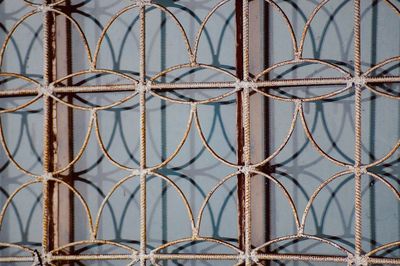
[367,76,400,83]
[153,253,239,260]
[368,257,400,265]
[0,256,34,262]
[151,81,237,89]
[0,76,399,98]
[0,88,39,97]
[50,253,239,261]
[51,254,133,261]
[257,78,348,87]
[0,254,398,264]
[257,254,347,263]
[54,84,136,93]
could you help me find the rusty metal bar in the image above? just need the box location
[235,0,246,254]
[353,0,364,260]
[1,76,400,98]
[138,4,147,266]
[41,0,56,259]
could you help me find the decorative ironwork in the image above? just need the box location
[0,0,399,265]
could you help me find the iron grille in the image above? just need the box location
[0,0,399,265]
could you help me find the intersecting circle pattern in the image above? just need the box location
[0,0,399,265]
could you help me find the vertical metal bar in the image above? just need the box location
[235,0,246,252]
[41,0,55,258]
[139,4,147,266]
[242,1,252,265]
[242,90,252,266]
[236,1,252,264]
[353,0,363,258]
[242,0,250,82]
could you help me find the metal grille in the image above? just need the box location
[0,0,399,265]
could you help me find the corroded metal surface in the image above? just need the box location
[0,0,399,265]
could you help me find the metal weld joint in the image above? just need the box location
[294,99,303,109]
[40,172,53,182]
[238,251,259,264]
[250,250,259,263]
[191,225,199,239]
[239,165,253,175]
[135,0,152,7]
[38,84,54,96]
[235,79,256,92]
[190,102,197,111]
[347,76,366,88]
[348,254,368,266]
[33,248,52,266]
[42,252,52,265]
[132,168,149,176]
[149,251,157,265]
[297,225,304,236]
[136,81,151,94]
[347,165,367,175]
[36,5,51,13]
[129,252,139,266]
[294,51,302,62]
[90,109,97,120]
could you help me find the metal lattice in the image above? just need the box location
[0,0,399,265]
